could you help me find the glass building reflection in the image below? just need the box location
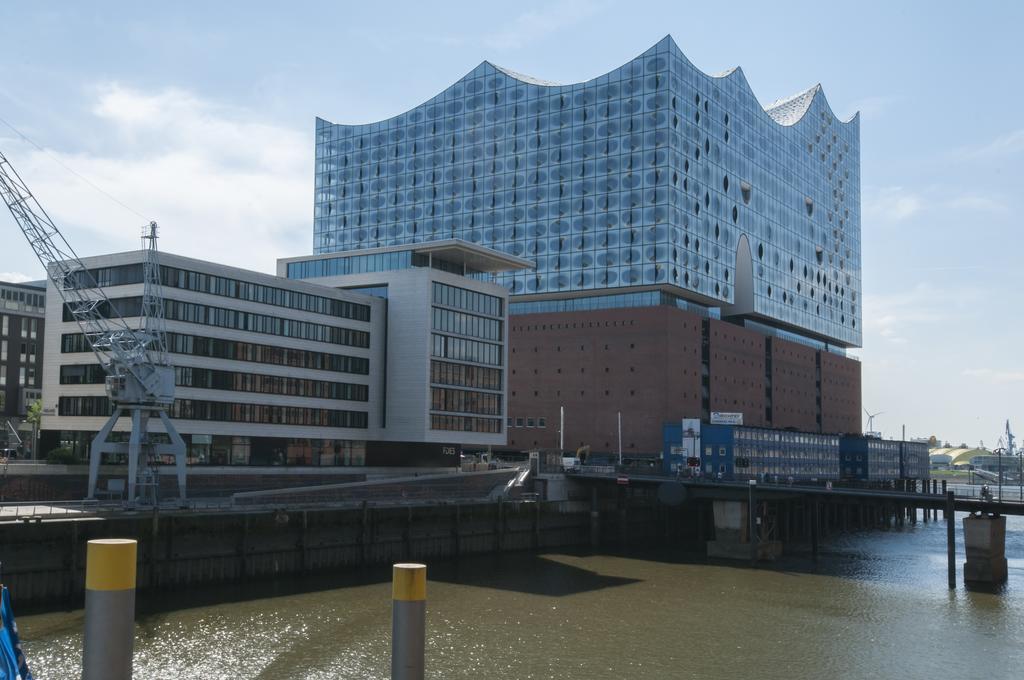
[312,36,860,348]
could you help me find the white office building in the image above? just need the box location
[42,242,528,468]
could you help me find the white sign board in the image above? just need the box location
[710,411,744,426]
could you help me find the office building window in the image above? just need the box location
[65,263,372,322]
[64,297,371,348]
[58,396,369,428]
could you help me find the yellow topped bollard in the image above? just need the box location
[391,563,426,680]
[83,539,137,680]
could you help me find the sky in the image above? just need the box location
[0,0,1020,448]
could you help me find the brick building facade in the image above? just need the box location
[505,305,860,455]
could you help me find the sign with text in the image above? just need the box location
[710,411,744,426]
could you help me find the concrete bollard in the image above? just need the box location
[963,514,1008,585]
[83,539,137,680]
[391,563,426,680]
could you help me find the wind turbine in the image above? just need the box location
[864,407,885,435]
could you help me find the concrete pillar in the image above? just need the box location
[963,514,1008,585]
[708,499,780,561]
[83,539,137,680]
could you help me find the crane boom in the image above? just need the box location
[0,150,186,504]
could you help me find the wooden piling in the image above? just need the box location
[810,501,819,561]
[405,506,414,560]
[452,504,461,558]
[946,491,956,589]
[300,510,309,574]
[748,482,757,566]
[696,500,706,544]
[149,509,159,587]
[533,500,541,551]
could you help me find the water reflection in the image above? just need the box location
[18,513,1024,679]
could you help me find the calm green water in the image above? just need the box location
[18,513,1024,679]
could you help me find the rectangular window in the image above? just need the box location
[538,417,546,428]
[432,282,503,317]
[430,334,502,367]
[527,418,535,428]
[429,414,501,433]
[429,387,502,416]
[58,396,368,428]
[1,315,6,336]
[65,297,370,349]
[430,306,503,341]
[515,417,524,427]
[429,360,502,390]
[67,263,371,322]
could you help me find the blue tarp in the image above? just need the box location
[0,586,32,680]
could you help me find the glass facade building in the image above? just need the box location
[312,35,861,347]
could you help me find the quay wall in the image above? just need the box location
[0,465,460,502]
[1,496,664,611]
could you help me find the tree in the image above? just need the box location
[25,398,41,460]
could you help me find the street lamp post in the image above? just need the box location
[998,447,1003,502]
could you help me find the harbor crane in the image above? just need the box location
[0,150,186,504]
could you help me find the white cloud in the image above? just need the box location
[483,0,607,50]
[945,193,1007,214]
[0,272,36,283]
[957,129,1024,159]
[0,83,309,275]
[862,186,923,223]
[844,95,899,122]
[863,186,1008,224]
[962,368,1024,385]
[862,283,963,345]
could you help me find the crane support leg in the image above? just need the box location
[159,410,187,503]
[126,409,142,504]
[88,408,123,500]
